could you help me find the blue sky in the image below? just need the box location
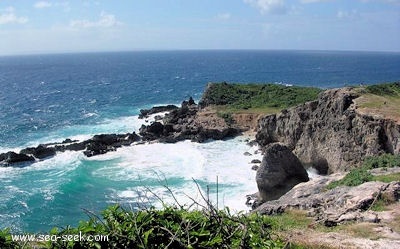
[0,0,399,55]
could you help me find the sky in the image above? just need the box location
[0,0,399,55]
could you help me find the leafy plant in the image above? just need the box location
[47,205,284,249]
[0,228,20,249]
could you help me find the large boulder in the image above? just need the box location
[256,143,309,203]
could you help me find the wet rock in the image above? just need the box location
[20,145,56,159]
[251,159,261,164]
[139,105,179,119]
[0,151,35,166]
[251,165,259,171]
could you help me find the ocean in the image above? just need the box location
[0,50,399,233]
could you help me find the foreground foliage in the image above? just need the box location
[1,204,285,249]
[327,154,400,189]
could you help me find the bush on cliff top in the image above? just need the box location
[201,82,322,111]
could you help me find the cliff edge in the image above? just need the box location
[256,85,400,174]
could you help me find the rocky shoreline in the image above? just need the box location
[2,82,400,247]
[0,97,244,167]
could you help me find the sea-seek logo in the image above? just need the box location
[11,232,109,242]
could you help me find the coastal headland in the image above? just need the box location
[1,82,400,248]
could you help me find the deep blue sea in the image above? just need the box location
[0,50,399,232]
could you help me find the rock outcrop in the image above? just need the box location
[254,172,400,227]
[256,87,400,173]
[0,132,141,167]
[256,143,309,202]
[139,98,241,143]
[1,97,243,167]
[138,105,179,119]
[0,151,35,166]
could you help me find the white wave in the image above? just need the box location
[92,136,260,212]
[83,112,99,118]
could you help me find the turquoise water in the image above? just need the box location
[0,50,399,232]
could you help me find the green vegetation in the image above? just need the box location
[362,153,400,169]
[264,210,312,232]
[356,82,400,121]
[0,228,18,249]
[327,154,400,190]
[326,168,373,189]
[1,204,286,249]
[203,82,322,113]
[364,82,400,96]
[217,111,234,125]
[372,172,400,183]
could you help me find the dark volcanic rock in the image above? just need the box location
[139,105,179,119]
[256,143,309,203]
[83,132,141,157]
[0,151,35,166]
[20,145,56,159]
[138,98,241,143]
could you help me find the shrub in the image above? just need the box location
[363,154,400,169]
[48,205,284,249]
[365,82,400,96]
[327,168,373,190]
[327,154,400,190]
[0,229,19,249]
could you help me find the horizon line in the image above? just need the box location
[1,48,400,57]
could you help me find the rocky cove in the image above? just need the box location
[1,82,400,246]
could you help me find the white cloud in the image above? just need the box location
[216,13,231,20]
[300,0,330,3]
[34,1,52,9]
[244,0,287,14]
[359,0,400,4]
[0,6,28,25]
[70,12,122,29]
[337,9,359,19]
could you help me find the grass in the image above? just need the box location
[326,154,400,190]
[356,82,400,122]
[264,210,313,232]
[326,167,373,190]
[372,172,400,183]
[201,82,322,113]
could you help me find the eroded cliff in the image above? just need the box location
[256,86,400,173]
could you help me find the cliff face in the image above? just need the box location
[256,87,400,173]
